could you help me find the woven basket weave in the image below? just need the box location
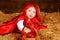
[20,26,41,40]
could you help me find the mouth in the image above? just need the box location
[29,15,32,17]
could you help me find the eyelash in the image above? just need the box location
[29,10,31,12]
[29,10,35,13]
[33,11,35,13]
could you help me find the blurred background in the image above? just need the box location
[0,0,60,13]
[0,0,60,40]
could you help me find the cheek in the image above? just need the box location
[27,12,31,15]
[33,13,36,17]
[26,12,30,17]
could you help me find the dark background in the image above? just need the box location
[0,0,60,13]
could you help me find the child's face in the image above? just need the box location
[26,7,36,19]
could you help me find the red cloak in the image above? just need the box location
[0,3,47,37]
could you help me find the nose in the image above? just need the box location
[31,11,33,14]
[31,13,33,15]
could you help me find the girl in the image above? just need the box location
[0,3,47,38]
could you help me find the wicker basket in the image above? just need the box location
[20,26,41,40]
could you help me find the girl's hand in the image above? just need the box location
[23,27,31,33]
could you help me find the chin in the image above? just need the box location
[28,16,35,19]
[29,17,34,19]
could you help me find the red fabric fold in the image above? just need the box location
[0,3,47,38]
[0,17,18,34]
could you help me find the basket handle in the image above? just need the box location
[31,26,40,40]
[30,26,39,37]
[24,24,39,36]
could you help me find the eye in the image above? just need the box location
[33,11,35,13]
[29,10,31,12]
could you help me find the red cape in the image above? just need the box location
[0,3,47,35]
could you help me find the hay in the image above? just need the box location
[0,11,60,40]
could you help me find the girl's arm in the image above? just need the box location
[17,20,31,33]
[17,20,24,31]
